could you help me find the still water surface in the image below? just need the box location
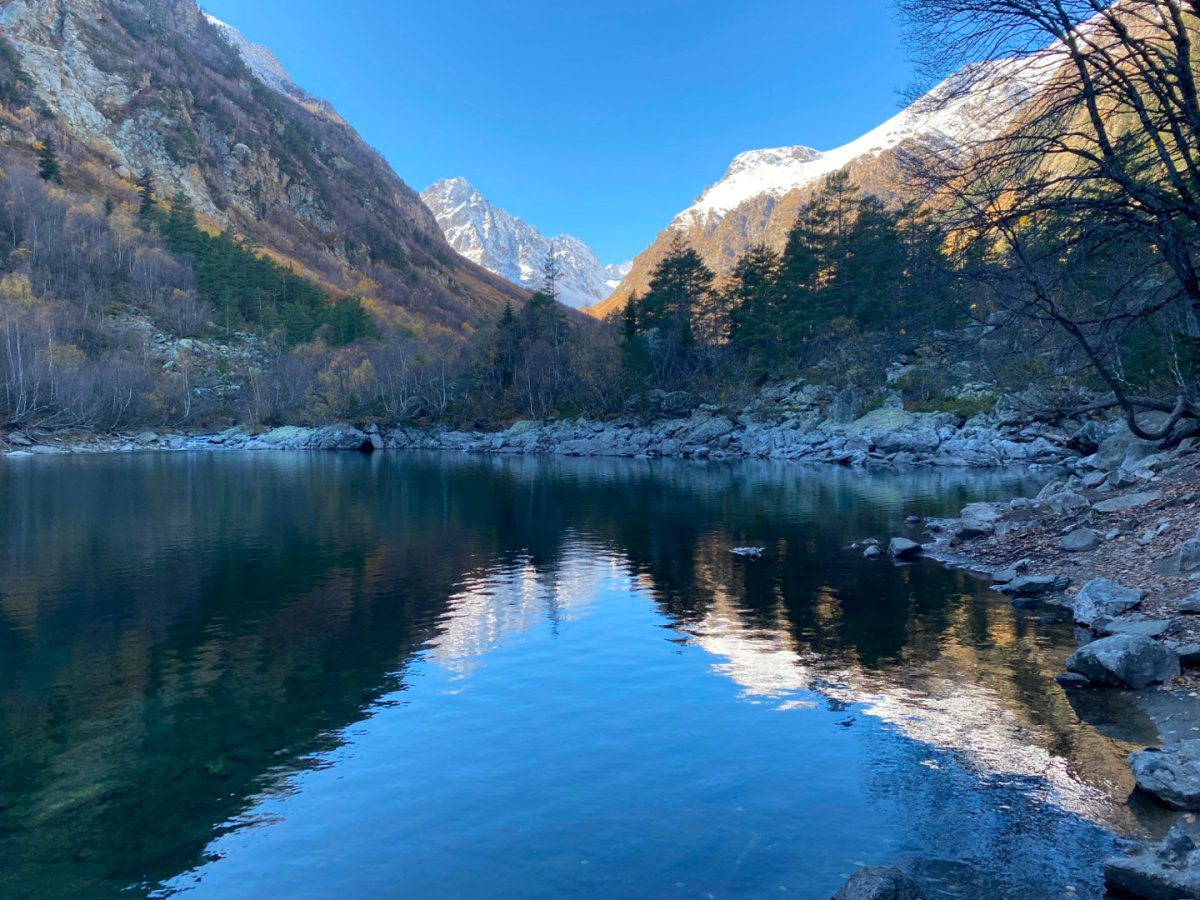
[0,452,1169,898]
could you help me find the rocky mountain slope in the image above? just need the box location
[202,13,343,125]
[0,0,525,335]
[591,50,1065,317]
[422,177,630,309]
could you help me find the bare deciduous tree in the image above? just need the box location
[900,0,1200,438]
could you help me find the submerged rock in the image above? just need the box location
[996,574,1070,596]
[1055,671,1093,689]
[832,867,924,900]
[730,547,764,559]
[888,537,923,559]
[1065,634,1181,689]
[1130,741,1200,810]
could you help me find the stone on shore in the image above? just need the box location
[1060,528,1102,553]
[1179,592,1200,614]
[1045,490,1090,515]
[259,425,313,447]
[832,866,924,900]
[1129,741,1200,810]
[310,425,373,452]
[1104,822,1200,899]
[1073,578,1144,628]
[1179,538,1200,574]
[1093,491,1163,514]
[889,538,923,559]
[991,559,1030,585]
[1065,634,1181,689]
[1092,614,1174,639]
[955,502,1006,540]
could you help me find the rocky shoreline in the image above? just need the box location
[867,420,1200,898]
[0,387,1096,470]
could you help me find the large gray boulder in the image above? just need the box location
[832,867,924,900]
[1179,538,1200,574]
[1073,578,1144,627]
[1105,822,1200,899]
[258,425,314,448]
[1130,741,1200,810]
[310,425,373,452]
[1066,634,1181,689]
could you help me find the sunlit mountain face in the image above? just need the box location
[0,454,1156,899]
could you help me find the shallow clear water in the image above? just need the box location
[0,452,1166,899]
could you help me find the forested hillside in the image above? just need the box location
[0,0,1196,442]
[0,0,529,429]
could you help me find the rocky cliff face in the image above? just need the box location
[591,51,1065,318]
[422,177,630,309]
[0,0,524,332]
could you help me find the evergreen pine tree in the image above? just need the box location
[637,237,714,386]
[541,242,561,303]
[164,192,201,257]
[138,169,156,217]
[842,194,904,330]
[619,295,651,394]
[37,137,62,184]
[726,244,782,375]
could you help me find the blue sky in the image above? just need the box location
[201,1,913,263]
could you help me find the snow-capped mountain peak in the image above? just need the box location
[680,49,1062,226]
[204,14,343,124]
[421,178,629,310]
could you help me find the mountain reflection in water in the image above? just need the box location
[0,452,1163,899]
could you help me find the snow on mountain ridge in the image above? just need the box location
[204,14,343,124]
[422,178,630,310]
[680,49,1064,226]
